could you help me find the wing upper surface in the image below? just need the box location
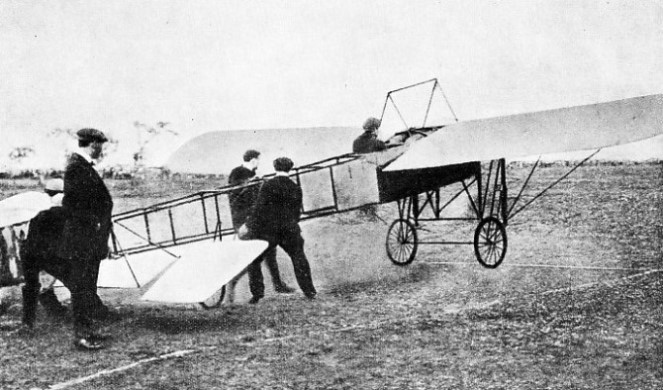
[97,249,180,288]
[141,239,268,303]
[384,94,663,171]
[0,191,51,227]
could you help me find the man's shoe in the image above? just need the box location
[304,292,317,300]
[74,338,105,351]
[274,284,295,294]
[248,296,261,305]
[39,291,68,318]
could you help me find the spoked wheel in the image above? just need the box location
[473,217,507,269]
[200,285,226,310]
[386,219,418,266]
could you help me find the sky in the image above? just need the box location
[1,0,662,169]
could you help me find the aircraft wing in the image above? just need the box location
[0,191,51,227]
[141,239,268,304]
[384,94,663,171]
[97,249,180,288]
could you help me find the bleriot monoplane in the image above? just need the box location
[2,79,662,309]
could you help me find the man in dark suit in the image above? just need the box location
[21,179,112,329]
[352,117,387,154]
[20,179,68,325]
[244,157,316,303]
[57,128,114,350]
[228,149,293,298]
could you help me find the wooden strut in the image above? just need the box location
[109,229,141,288]
[200,194,209,234]
[379,78,458,130]
[508,149,601,220]
[112,220,180,258]
[507,156,541,218]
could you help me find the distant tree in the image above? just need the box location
[132,121,179,170]
[46,123,174,175]
[49,127,76,139]
[49,127,119,162]
[8,146,35,165]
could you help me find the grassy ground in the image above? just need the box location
[0,164,661,389]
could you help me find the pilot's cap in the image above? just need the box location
[273,157,294,172]
[44,178,64,193]
[363,117,381,132]
[243,149,261,162]
[77,128,108,143]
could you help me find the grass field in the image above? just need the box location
[1,163,662,389]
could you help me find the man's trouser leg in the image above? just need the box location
[22,284,39,327]
[279,233,316,296]
[21,252,40,327]
[39,289,68,317]
[247,249,268,300]
[39,260,72,317]
[69,257,97,338]
[263,247,287,289]
[90,259,108,318]
[22,254,70,326]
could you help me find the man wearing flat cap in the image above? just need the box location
[226,149,294,302]
[352,117,387,154]
[243,157,317,303]
[57,128,114,350]
[21,178,110,330]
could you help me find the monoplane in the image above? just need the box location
[2,79,662,309]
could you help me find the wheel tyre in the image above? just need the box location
[200,285,226,310]
[386,219,418,266]
[473,217,507,269]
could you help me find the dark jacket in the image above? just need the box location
[21,207,70,289]
[352,131,387,153]
[0,228,13,286]
[58,153,113,261]
[23,207,67,268]
[228,165,260,229]
[246,175,302,238]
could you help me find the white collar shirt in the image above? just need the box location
[75,150,94,165]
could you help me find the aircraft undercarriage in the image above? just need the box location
[385,158,508,268]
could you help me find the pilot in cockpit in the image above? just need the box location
[352,117,387,153]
